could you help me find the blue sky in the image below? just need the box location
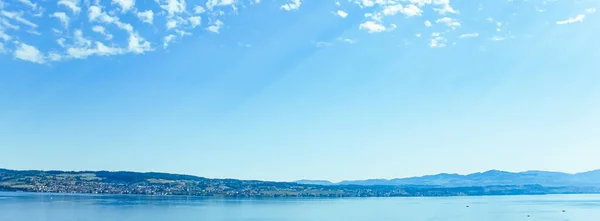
[1,0,599,182]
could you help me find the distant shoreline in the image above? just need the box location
[2,168,600,198]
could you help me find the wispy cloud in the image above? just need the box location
[157,0,186,15]
[164,34,176,48]
[556,14,585,25]
[51,12,70,28]
[17,0,38,10]
[206,0,237,11]
[336,10,348,18]
[112,0,136,13]
[1,11,38,28]
[436,17,461,29]
[281,0,301,11]
[189,16,201,28]
[207,20,224,33]
[382,4,423,17]
[424,20,432,27]
[459,33,478,38]
[136,10,154,24]
[14,43,45,63]
[194,5,206,14]
[58,0,81,14]
[359,21,395,33]
[586,8,596,14]
[430,32,447,48]
[92,26,113,40]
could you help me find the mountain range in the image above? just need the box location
[296,169,600,187]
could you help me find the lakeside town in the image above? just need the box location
[1,169,598,197]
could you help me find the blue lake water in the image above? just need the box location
[1,192,599,221]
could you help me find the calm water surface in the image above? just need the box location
[1,192,599,221]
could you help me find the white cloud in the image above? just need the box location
[535,7,546,13]
[17,0,37,9]
[92,25,113,40]
[88,6,110,23]
[58,0,81,14]
[112,0,136,12]
[359,21,389,33]
[459,33,478,38]
[382,4,422,17]
[67,42,123,59]
[424,20,432,27]
[175,29,191,37]
[406,0,457,15]
[206,0,236,11]
[89,6,134,32]
[0,30,10,41]
[336,10,348,18]
[206,20,223,33]
[14,43,45,63]
[336,1,341,7]
[73,29,92,47]
[365,12,383,22]
[586,8,596,14]
[52,28,63,35]
[382,4,403,16]
[163,34,176,48]
[51,12,70,28]
[1,18,20,30]
[137,10,154,24]
[57,38,66,47]
[166,19,177,29]
[1,11,38,28]
[128,33,152,53]
[27,30,41,35]
[556,14,585,25]
[95,42,122,56]
[0,42,5,53]
[48,52,63,61]
[436,17,460,28]
[59,30,125,59]
[194,5,206,14]
[415,33,421,38]
[359,0,375,7]
[402,4,423,16]
[430,32,446,48]
[281,0,301,11]
[157,0,186,15]
[432,0,457,15]
[188,16,201,28]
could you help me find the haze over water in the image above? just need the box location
[1,192,599,221]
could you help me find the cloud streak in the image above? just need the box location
[556,14,585,25]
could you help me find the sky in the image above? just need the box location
[1,0,599,182]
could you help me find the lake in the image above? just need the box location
[1,192,599,221]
